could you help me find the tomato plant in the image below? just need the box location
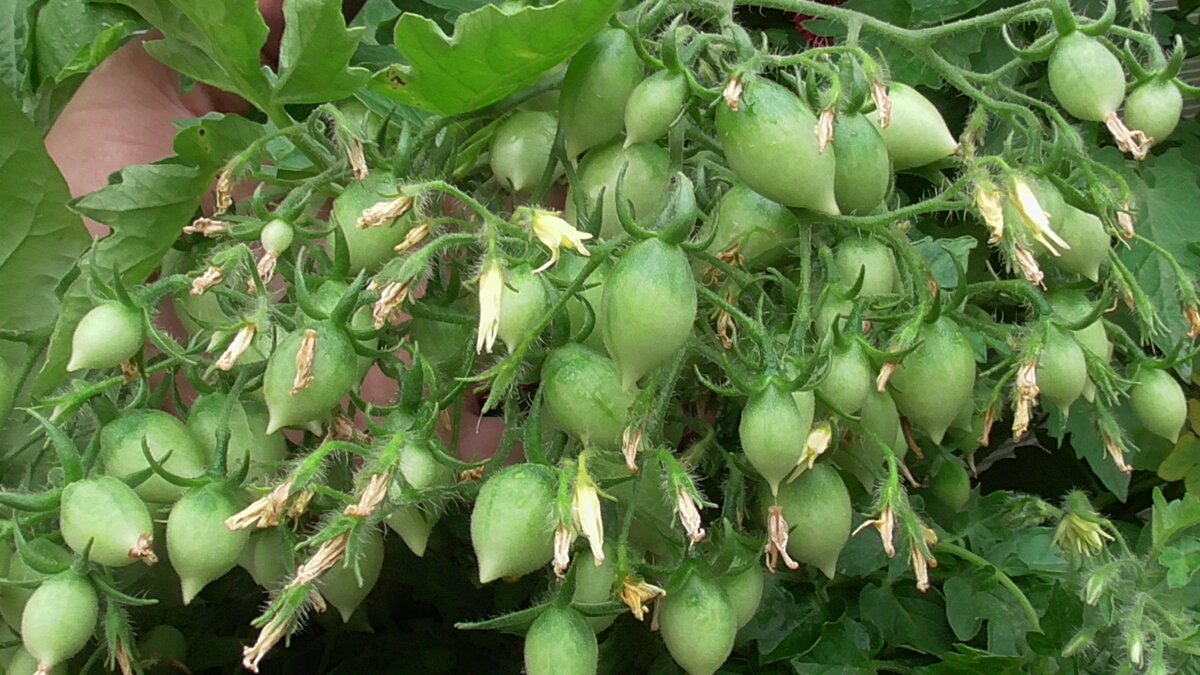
[3,0,1200,672]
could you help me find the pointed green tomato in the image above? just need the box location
[498,264,552,353]
[739,383,813,495]
[61,476,154,567]
[263,321,360,434]
[524,606,598,675]
[659,570,737,675]
[100,410,206,503]
[1037,329,1088,410]
[385,440,455,557]
[167,483,250,604]
[818,340,872,415]
[930,461,970,513]
[67,302,144,372]
[542,344,634,448]
[0,540,71,632]
[624,70,688,146]
[471,464,557,583]
[491,110,558,193]
[889,318,977,444]
[571,547,617,632]
[1130,368,1187,443]
[833,112,891,214]
[868,83,958,169]
[773,463,852,578]
[1126,79,1183,143]
[21,572,97,675]
[716,76,839,214]
[833,236,897,297]
[1039,206,1109,282]
[559,28,643,158]
[718,563,765,630]
[332,171,415,273]
[602,238,697,390]
[1048,31,1126,123]
[317,527,385,622]
[706,184,798,271]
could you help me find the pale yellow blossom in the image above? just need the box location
[530,210,593,273]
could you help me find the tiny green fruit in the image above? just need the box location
[930,461,970,513]
[471,464,558,583]
[773,463,852,578]
[868,83,958,169]
[316,527,385,622]
[542,344,634,448]
[739,382,813,495]
[524,606,598,675]
[99,410,206,503]
[61,476,154,567]
[817,341,872,415]
[1126,79,1183,143]
[498,264,552,353]
[624,70,688,146]
[1037,329,1088,410]
[718,563,765,629]
[659,570,737,675]
[187,393,288,481]
[385,440,455,557]
[263,321,360,433]
[832,113,891,214]
[1048,31,1125,123]
[889,318,977,444]
[167,483,250,604]
[833,236,897,297]
[706,184,798,271]
[491,110,558,193]
[332,171,415,273]
[559,29,643,158]
[1130,368,1187,443]
[564,140,670,239]
[67,302,144,372]
[21,572,97,675]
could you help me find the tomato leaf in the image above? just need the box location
[858,583,953,655]
[0,81,89,335]
[34,114,263,393]
[0,0,38,97]
[369,0,622,116]
[34,0,144,84]
[98,0,272,110]
[272,0,370,104]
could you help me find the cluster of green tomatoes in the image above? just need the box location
[2,3,1197,675]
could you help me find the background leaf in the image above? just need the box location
[370,0,622,115]
[273,0,371,104]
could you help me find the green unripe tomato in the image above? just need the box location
[1048,31,1125,123]
[249,528,292,591]
[61,476,154,567]
[0,540,71,632]
[835,391,905,492]
[21,572,97,674]
[929,461,970,513]
[167,483,250,604]
[470,464,557,583]
[833,236,897,297]
[100,410,206,503]
[716,76,839,215]
[491,110,558,194]
[498,264,552,353]
[385,440,455,557]
[1130,368,1187,443]
[705,184,798,271]
[572,547,617,632]
[306,280,377,379]
[1037,329,1088,410]
[524,606,598,675]
[1040,206,1109,282]
[263,321,360,434]
[542,344,634,448]
[739,383,813,495]
[316,527,384,622]
[860,389,901,449]
[773,463,852,578]
[409,305,474,370]
[332,171,415,273]
[889,318,977,444]
[659,570,737,675]
[817,341,872,415]
[67,302,144,372]
[1126,79,1183,143]
[259,218,294,254]
[188,393,288,481]
[624,70,688,146]
[868,83,958,169]
[564,140,670,239]
[718,563,765,630]
[602,238,697,390]
[7,647,65,675]
[559,28,643,158]
[832,113,891,214]
[137,625,188,675]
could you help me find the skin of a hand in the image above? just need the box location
[44,11,508,462]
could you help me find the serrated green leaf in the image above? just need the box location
[1158,539,1200,589]
[370,0,622,116]
[858,583,953,656]
[0,81,89,335]
[0,0,38,97]
[34,0,144,84]
[100,0,271,110]
[34,114,264,393]
[273,0,370,104]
